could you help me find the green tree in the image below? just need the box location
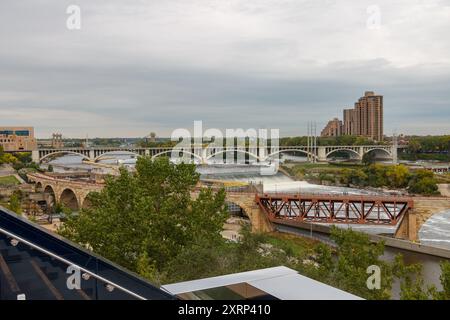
[386,165,410,188]
[362,152,376,165]
[408,169,439,195]
[407,139,422,154]
[59,156,228,278]
[393,255,431,300]
[8,193,22,215]
[0,153,17,164]
[431,261,450,300]
[328,227,393,299]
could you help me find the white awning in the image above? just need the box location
[162,266,362,300]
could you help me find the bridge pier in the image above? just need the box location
[394,211,417,241]
[32,150,40,163]
[358,146,365,160]
[317,147,327,162]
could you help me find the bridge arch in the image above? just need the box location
[225,200,248,217]
[326,148,361,159]
[206,150,260,161]
[43,185,56,208]
[364,147,392,158]
[60,188,80,212]
[93,151,140,162]
[35,182,43,192]
[39,151,90,163]
[151,150,203,161]
[81,192,96,209]
[266,149,317,161]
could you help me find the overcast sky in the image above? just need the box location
[1,0,449,138]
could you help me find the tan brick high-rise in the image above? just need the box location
[341,91,384,141]
[357,91,383,141]
[321,118,343,137]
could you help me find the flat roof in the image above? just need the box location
[162,266,362,300]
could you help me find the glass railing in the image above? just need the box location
[0,208,175,300]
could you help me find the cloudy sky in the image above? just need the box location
[1,0,449,138]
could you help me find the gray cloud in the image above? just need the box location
[0,0,449,138]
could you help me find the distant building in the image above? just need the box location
[353,91,384,141]
[321,91,384,141]
[51,133,64,148]
[0,126,37,151]
[321,118,343,137]
[343,108,356,135]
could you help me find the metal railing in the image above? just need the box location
[0,226,148,300]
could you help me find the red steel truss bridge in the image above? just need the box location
[255,193,414,225]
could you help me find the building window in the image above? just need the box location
[14,130,30,136]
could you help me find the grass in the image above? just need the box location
[282,163,364,182]
[263,232,319,258]
[0,175,20,187]
[435,173,450,184]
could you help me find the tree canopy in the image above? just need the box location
[59,156,228,281]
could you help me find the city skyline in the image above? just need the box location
[1,1,450,138]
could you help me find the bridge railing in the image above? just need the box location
[256,192,414,204]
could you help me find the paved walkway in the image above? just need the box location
[0,164,15,177]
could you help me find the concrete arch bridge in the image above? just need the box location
[32,145,397,163]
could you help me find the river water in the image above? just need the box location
[419,210,450,250]
[47,153,450,296]
[47,153,450,243]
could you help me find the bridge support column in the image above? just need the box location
[32,150,40,163]
[394,210,417,241]
[258,147,267,161]
[201,148,207,164]
[358,146,365,160]
[317,147,327,162]
[391,146,398,164]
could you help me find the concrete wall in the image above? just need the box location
[438,184,450,197]
[273,219,450,259]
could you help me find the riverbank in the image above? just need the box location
[274,219,450,259]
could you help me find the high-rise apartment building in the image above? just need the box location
[343,108,356,135]
[323,91,384,141]
[0,127,38,151]
[321,118,343,137]
[355,91,383,141]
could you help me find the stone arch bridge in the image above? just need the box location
[26,173,273,232]
[32,145,397,164]
[28,173,104,212]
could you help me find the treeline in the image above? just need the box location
[340,164,439,195]
[406,135,450,153]
[284,162,440,196]
[0,148,38,171]
[0,146,18,165]
[403,135,450,161]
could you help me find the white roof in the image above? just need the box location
[162,266,362,300]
